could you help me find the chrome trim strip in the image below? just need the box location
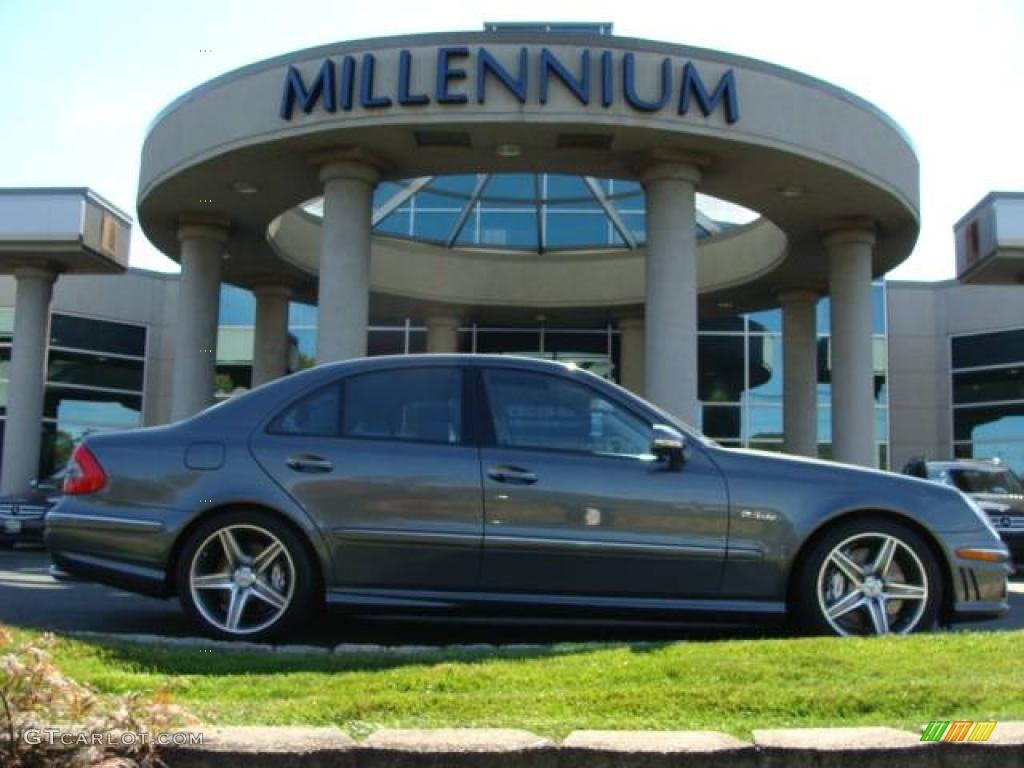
[330,527,480,545]
[46,511,164,532]
[484,533,726,558]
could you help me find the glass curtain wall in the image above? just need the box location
[951,328,1024,473]
[0,309,147,479]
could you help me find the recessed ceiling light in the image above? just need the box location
[778,185,804,199]
[231,181,259,195]
[496,143,521,158]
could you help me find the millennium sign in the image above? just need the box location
[280,47,739,123]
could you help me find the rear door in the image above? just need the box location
[250,364,482,590]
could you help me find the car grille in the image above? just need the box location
[989,514,1024,532]
[0,503,48,519]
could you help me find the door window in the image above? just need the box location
[342,367,463,444]
[482,369,651,456]
[268,384,341,436]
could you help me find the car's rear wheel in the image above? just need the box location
[176,510,317,641]
[794,518,942,636]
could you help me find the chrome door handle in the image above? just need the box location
[487,465,538,485]
[286,454,333,473]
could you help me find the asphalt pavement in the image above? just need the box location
[1,547,1020,647]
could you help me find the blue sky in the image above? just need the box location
[1,0,1021,280]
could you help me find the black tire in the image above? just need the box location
[792,516,943,637]
[175,509,318,642]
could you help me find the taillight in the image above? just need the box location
[63,443,107,495]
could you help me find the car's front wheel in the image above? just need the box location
[794,518,942,636]
[176,510,317,641]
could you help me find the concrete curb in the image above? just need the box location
[66,630,618,656]
[162,726,1024,768]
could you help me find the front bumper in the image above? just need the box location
[943,532,1012,623]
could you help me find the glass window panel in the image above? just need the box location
[429,175,480,197]
[269,383,341,437]
[215,365,252,395]
[545,174,592,201]
[411,191,465,210]
[749,441,784,454]
[408,330,427,354]
[47,349,144,392]
[43,387,142,428]
[290,329,317,361]
[953,367,1024,405]
[343,368,462,444]
[618,212,645,242]
[545,211,610,248]
[374,209,411,237]
[746,334,782,405]
[544,331,608,356]
[698,335,745,403]
[411,210,462,242]
[817,406,832,442]
[482,368,650,456]
[872,282,887,334]
[476,330,540,355]
[483,174,536,201]
[816,297,831,334]
[746,309,782,333]
[952,329,1024,370]
[876,406,889,442]
[40,421,103,477]
[457,330,474,354]
[746,405,782,442]
[367,330,406,356]
[954,403,1024,443]
[609,180,644,199]
[817,442,833,461]
[50,313,146,357]
[0,308,12,341]
[702,403,741,441]
[478,211,537,248]
[217,284,255,326]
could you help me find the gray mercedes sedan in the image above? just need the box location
[46,355,1009,640]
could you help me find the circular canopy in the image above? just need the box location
[138,30,920,313]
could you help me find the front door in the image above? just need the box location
[477,366,730,597]
[250,365,482,590]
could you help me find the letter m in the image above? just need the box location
[280,60,336,120]
[920,721,949,742]
[679,63,739,124]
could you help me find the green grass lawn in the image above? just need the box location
[4,627,1023,739]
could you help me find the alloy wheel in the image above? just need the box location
[188,524,296,635]
[816,531,929,636]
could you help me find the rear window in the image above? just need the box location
[341,368,463,444]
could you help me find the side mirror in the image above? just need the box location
[651,424,687,471]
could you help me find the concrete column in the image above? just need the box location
[426,315,460,354]
[252,283,292,386]
[641,161,701,422]
[170,219,228,422]
[779,289,819,458]
[825,223,877,467]
[1,266,57,494]
[316,159,379,364]
[617,315,645,396]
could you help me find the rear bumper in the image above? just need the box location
[0,514,45,544]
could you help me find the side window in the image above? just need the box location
[482,369,651,456]
[342,368,463,444]
[269,384,341,436]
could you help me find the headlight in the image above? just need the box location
[958,491,1001,538]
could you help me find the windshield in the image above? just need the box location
[947,468,1024,495]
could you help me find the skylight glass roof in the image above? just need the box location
[303,173,757,254]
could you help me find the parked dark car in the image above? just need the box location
[47,356,1009,640]
[0,470,64,549]
[902,457,1024,562]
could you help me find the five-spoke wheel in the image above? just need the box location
[795,518,941,636]
[177,510,316,640]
